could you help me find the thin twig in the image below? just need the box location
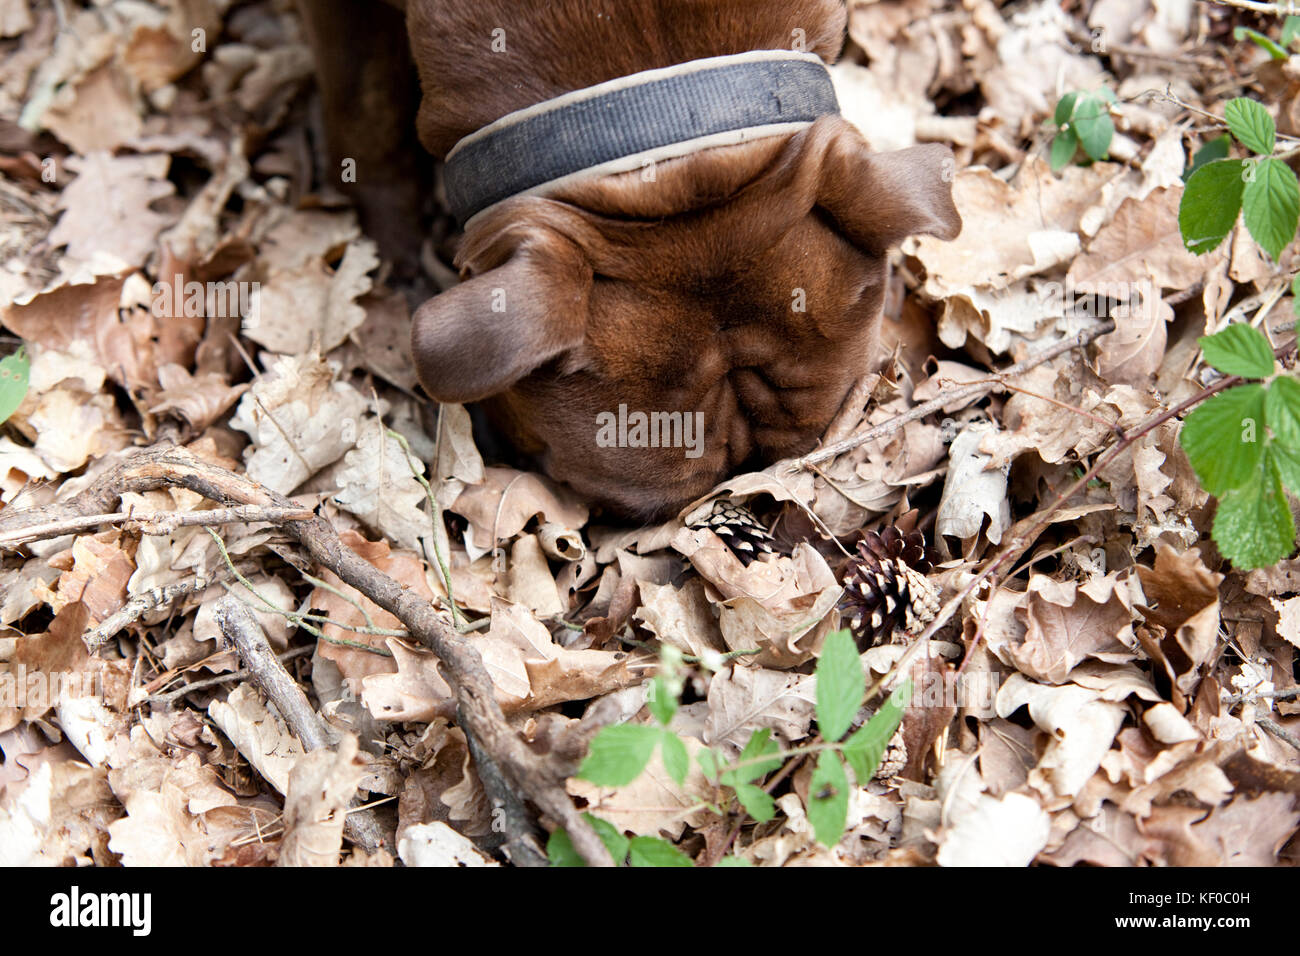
[1258,715,1300,752]
[141,646,315,705]
[0,445,615,866]
[85,567,248,652]
[214,595,389,854]
[0,504,315,550]
[1208,0,1300,14]
[789,320,1116,470]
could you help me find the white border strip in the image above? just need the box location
[445,49,829,162]
[461,120,813,230]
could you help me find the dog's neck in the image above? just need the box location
[406,0,849,156]
[442,51,840,227]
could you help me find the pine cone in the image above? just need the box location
[840,523,939,648]
[690,499,776,566]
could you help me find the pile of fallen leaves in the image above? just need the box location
[1,0,1299,867]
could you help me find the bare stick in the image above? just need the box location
[0,504,316,550]
[1209,0,1300,14]
[85,566,251,653]
[1258,715,1300,752]
[0,445,615,866]
[142,646,315,705]
[790,320,1115,470]
[214,595,389,854]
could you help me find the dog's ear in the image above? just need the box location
[411,225,591,403]
[817,123,962,255]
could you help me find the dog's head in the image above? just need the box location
[412,116,960,519]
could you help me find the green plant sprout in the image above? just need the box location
[1179,322,1300,569]
[1180,97,1300,261]
[549,630,911,866]
[1050,87,1117,171]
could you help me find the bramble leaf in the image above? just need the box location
[721,728,782,786]
[1212,451,1296,569]
[660,729,688,785]
[1266,375,1300,448]
[1225,97,1277,155]
[1184,135,1231,182]
[547,814,630,867]
[1180,159,1247,254]
[1242,158,1300,260]
[1199,324,1276,379]
[1180,384,1268,496]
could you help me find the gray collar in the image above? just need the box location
[443,50,840,227]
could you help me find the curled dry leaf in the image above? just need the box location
[229,352,368,494]
[361,599,645,720]
[278,733,365,867]
[672,528,841,668]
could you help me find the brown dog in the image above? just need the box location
[299,0,961,519]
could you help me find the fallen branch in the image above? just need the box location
[0,444,615,867]
[790,319,1116,470]
[141,645,315,705]
[214,595,389,855]
[0,504,315,550]
[85,566,252,653]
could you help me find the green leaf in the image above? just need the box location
[1199,324,1277,379]
[0,347,29,427]
[1212,451,1297,569]
[1225,98,1277,155]
[1180,384,1269,496]
[647,674,677,726]
[716,856,752,867]
[628,836,693,867]
[1273,441,1300,495]
[660,729,688,785]
[1073,96,1114,161]
[734,782,777,823]
[1285,15,1300,48]
[722,728,782,786]
[1050,129,1079,172]
[577,724,662,786]
[1266,375,1300,448]
[1294,274,1300,317]
[1185,135,1232,183]
[841,678,913,783]
[815,628,864,743]
[696,748,720,781]
[1054,91,1080,127]
[1180,159,1247,254]
[1243,158,1300,261]
[808,751,850,848]
[1233,27,1289,62]
[547,814,630,866]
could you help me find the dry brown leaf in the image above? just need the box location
[48,153,176,270]
[1004,572,1138,683]
[702,663,816,755]
[228,352,368,494]
[278,733,365,867]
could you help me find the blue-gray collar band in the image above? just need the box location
[443,50,841,227]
